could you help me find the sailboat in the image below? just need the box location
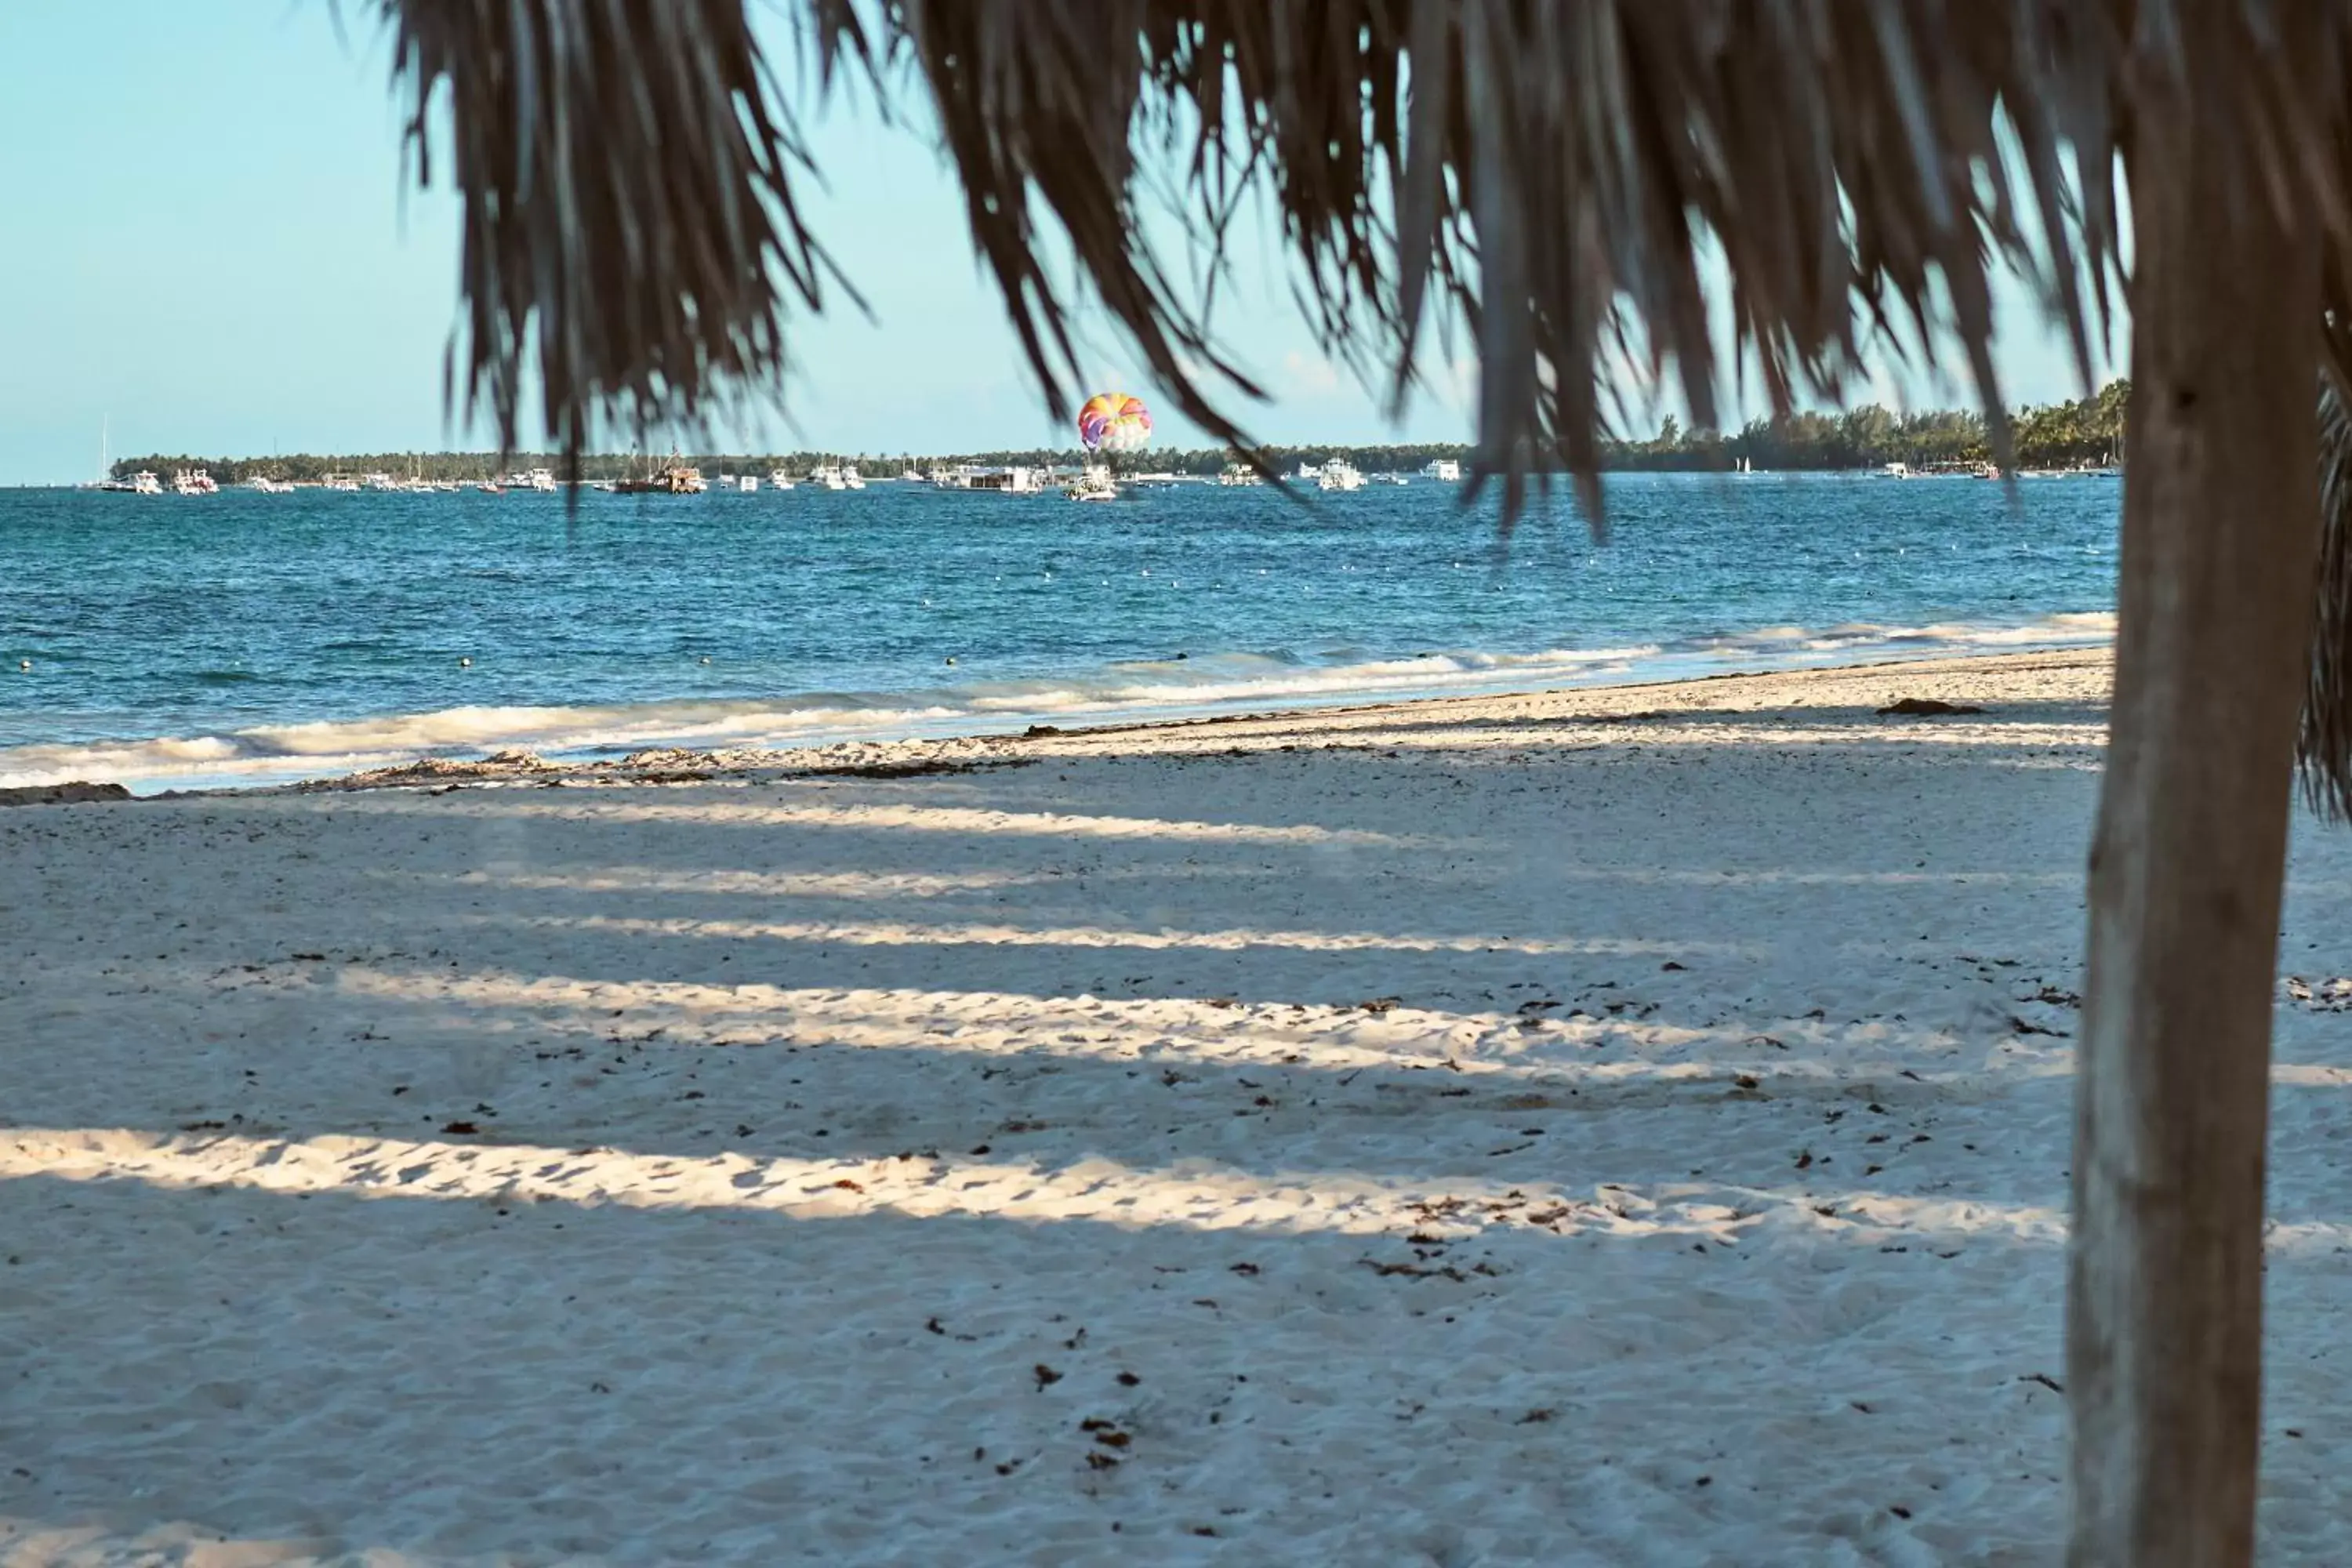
[93,416,136,492]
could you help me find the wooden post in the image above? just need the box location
[2067,29,2323,1566]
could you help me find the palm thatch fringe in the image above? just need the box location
[873,1,2146,527]
[2307,380,2352,815]
[379,0,863,473]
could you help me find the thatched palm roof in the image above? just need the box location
[382,2,2136,483]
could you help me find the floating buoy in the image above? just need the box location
[945,657,956,666]
[700,656,712,665]
[459,657,473,668]
[16,659,28,672]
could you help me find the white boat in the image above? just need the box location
[360,471,401,492]
[246,475,294,494]
[1217,463,1263,487]
[1881,462,1911,479]
[97,459,154,495]
[1316,458,1367,492]
[321,474,361,493]
[1293,462,1322,484]
[171,468,220,495]
[840,465,866,491]
[901,466,926,484]
[768,468,797,491]
[1421,457,1462,482]
[810,463,866,492]
[936,463,1044,493]
[735,474,759,492]
[1064,465,1119,502]
[1377,472,1410,486]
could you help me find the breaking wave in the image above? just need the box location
[0,611,2114,793]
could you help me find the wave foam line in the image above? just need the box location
[0,612,2114,792]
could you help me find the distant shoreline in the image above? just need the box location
[86,382,2128,488]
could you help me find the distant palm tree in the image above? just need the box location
[379,4,2352,1560]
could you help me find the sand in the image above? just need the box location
[5,648,2351,1565]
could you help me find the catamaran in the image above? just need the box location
[1316,458,1367,492]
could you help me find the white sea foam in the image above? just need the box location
[0,612,2116,793]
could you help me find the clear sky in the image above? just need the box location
[0,5,2120,485]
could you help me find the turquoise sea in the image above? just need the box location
[0,472,2120,792]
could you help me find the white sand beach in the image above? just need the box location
[7,647,2352,1565]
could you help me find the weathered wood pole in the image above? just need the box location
[2067,24,2325,1566]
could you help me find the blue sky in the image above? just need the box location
[0,5,2118,485]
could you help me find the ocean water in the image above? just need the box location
[0,473,2120,792]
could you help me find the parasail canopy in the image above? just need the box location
[1077,391,1152,453]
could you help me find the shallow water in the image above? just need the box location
[0,471,2119,789]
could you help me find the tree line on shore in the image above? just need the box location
[111,380,2125,485]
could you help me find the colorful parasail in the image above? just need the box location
[1076,391,1152,453]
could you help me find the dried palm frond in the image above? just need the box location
[875,1,2149,524]
[2308,378,2352,816]
[383,1,2352,510]
[379,0,867,473]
